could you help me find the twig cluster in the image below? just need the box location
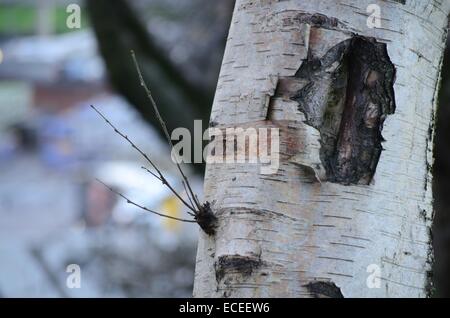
[91,51,217,235]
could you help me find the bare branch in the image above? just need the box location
[131,50,202,210]
[140,165,162,182]
[96,179,196,223]
[182,180,195,212]
[139,166,196,215]
[90,104,196,212]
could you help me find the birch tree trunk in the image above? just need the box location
[194,0,450,298]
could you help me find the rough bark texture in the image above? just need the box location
[194,0,449,297]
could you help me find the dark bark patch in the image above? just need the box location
[277,35,396,185]
[294,13,339,30]
[304,281,344,298]
[195,201,218,236]
[215,254,262,283]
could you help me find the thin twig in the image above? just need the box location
[140,166,196,217]
[90,104,196,212]
[182,180,195,213]
[140,165,195,215]
[96,179,196,223]
[140,166,162,182]
[130,50,202,210]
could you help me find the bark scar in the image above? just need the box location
[295,13,340,30]
[215,254,262,284]
[304,281,344,298]
[276,35,396,185]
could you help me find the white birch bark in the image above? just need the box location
[194,0,450,298]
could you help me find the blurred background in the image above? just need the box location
[0,0,234,297]
[0,0,448,297]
